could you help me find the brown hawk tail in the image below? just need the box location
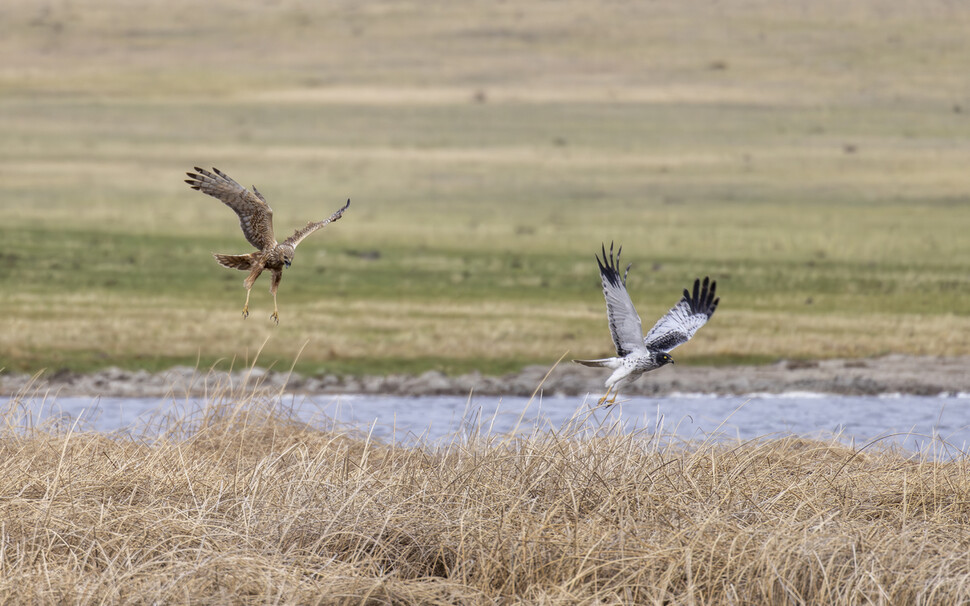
[214,253,256,271]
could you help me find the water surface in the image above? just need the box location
[7,392,969,456]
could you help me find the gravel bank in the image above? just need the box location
[2,355,967,398]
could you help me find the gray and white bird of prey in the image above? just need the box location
[574,243,719,406]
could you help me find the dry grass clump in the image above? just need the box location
[2,386,970,604]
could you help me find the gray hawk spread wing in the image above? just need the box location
[644,276,719,353]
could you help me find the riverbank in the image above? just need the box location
[2,354,967,398]
[2,394,969,604]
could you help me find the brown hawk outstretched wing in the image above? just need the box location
[282,199,351,249]
[186,167,276,251]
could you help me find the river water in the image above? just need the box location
[6,392,970,456]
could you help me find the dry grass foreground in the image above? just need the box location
[2,382,970,604]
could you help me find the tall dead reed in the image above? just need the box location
[1,373,969,604]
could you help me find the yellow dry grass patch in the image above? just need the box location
[702,311,970,359]
[243,84,786,107]
[3,293,969,374]
[0,293,585,366]
[1,380,969,604]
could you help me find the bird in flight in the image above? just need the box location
[574,243,719,406]
[185,167,350,324]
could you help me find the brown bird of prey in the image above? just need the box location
[574,243,719,406]
[185,167,350,324]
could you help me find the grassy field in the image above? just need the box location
[2,380,970,604]
[1,0,969,375]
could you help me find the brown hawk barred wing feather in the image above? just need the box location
[185,167,277,251]
[283,199,351,250]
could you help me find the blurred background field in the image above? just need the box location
[1,0,968,376]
